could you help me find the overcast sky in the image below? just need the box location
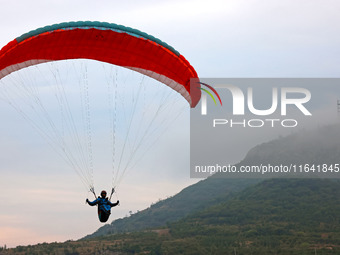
[0,0,340,248]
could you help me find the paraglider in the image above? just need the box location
[0,21,200,222]
[86,190,119,223]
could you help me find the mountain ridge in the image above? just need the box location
[85,123,340,239]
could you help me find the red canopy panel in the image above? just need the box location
[0,22,201,107]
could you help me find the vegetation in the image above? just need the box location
[169,178,340,254]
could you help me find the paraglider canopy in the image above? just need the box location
[0,21,201,196]
[0,21,200,107]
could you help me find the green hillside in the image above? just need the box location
[168,178,340,254]
[88,124,340,239]
[85,124,340,239]
[78,178,340,254]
